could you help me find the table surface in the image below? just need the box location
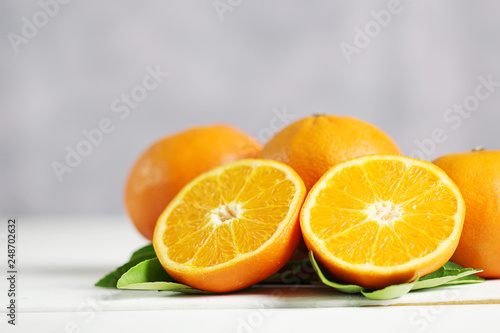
[1,216,499,333]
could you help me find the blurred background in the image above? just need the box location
[1,0,499,216]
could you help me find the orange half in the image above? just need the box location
[153,159,306,292]
[300,155,466,289]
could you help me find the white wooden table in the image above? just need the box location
[1,216,499,333]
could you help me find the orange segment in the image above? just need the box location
[330,165,377,203]
[163,216,210,247]
[363,159,406,201]
[393,221,440,259]
[231,218,279,254]
[300,155,466,289]
[395,165,442,203]
[165,224,215,264]
[309,206,368,239]
[153,159,306,293]
[191,223,238,267]
[217,165,254,203]
[400,184,458,216]
[315,186,368,210]
[402,214,456,243]
[324,221,379,265]
[370,224,412,266]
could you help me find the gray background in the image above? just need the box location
[1,0,499,216]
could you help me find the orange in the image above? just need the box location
[259,114,401,190]
[153,159,306,293]
[300,155,466,290]
[433,148,500,278]
[125,125,261,240]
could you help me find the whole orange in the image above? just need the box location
[433,148,500,278]
[259,114,401,190]
[125,125,261,240]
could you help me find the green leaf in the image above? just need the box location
[119,281,209,294]
[98,244,484,298]
[117,258,174,286]
[441,274,485,286]
[309,251,363,294]
[95,244,157,288]
[442,261,465,270]
[361,280,416,300]
[117,258,210,294]
[130,244,156,261]
[309,251,484,300]
[412,268,483,290]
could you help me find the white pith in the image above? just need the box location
[365,200,402,229]
[209,203,243,226]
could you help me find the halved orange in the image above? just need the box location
[300,155,466,289]
[153,159,306,293]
